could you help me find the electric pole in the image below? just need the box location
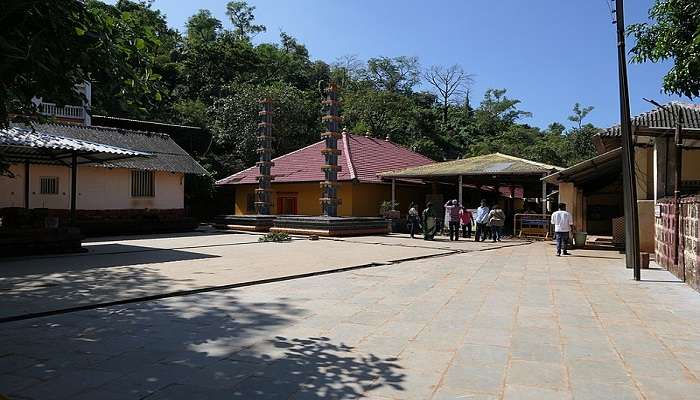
[615,0,641,280]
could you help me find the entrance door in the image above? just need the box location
[276,193,298,215]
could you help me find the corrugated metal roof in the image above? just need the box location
[601,102,700,137]
[542,148,622,185]
[0,127,150,165]
[31,123,209,174]
[216,133,434,185]
[380,153,563,179]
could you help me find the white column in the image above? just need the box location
[391,179,396,210]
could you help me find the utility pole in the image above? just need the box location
[615,0,641,280]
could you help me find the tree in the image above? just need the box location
[628,0,700,98]
[567,103,594,129]
[0,0,107,126]
[87,0,177,119]
[186,9,222,44]
[424,64,473,124]
[226,1,266,41]
[206,82,321,178]
[364,56,420,93]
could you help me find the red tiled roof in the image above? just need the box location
[216,133,434,185]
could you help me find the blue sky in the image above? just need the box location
[130,0,694,129]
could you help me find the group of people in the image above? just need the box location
[407,199,577,257]
[407,199,506,242]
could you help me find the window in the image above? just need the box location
[131,170,155,197]
[40,177,59,194]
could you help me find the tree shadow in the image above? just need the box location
[0,247,218,320]
[0,288,406,399]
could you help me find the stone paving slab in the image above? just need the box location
[0,232,460,320]
[1,242,700,399]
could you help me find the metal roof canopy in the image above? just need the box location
[1,127,150,224]
[542,147,622,186]
[379,153,563,212]
[380,153,563,179]
[0,127,150,166]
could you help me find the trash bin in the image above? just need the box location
[574,231,588,248]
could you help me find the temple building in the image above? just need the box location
[215,131,434,217]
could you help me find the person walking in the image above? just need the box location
[444,199,461,241]
[459,206,473,238]
[474,200,490,242]
[488,204,506,242]
[421,202,437,240]
[551,203,574,256]
[407,203,420,239]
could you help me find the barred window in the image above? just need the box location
[131,170,155,197]
[40,177,59,194]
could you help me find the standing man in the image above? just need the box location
[407,203,420,239]
[488,204,506,242]
[444,199,460,241]
[551,203,574,256]
[474,199,490,242]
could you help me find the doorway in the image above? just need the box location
[277,193,298,215]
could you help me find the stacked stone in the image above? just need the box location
[320,83,342,217]
[255,98,274,215]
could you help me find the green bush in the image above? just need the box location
[258,232,291,242]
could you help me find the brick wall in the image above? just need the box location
[656,196,700,292]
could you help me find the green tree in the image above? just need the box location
[628,0,700,98]
[185,9,222,44]
[364,56,420,93]
[226,1,266,41]
[0,0,108,126]
[87,0,178,119]
[567,103,594,129]
[206,82,321,178]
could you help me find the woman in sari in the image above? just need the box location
[421,202,437,240]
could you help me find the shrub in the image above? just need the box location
[259,232,291,242]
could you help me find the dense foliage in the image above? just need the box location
[629,0,700,99]
[2,0,602,180]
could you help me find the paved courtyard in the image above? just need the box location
[1,235,700,399]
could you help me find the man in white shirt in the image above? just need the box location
[550,203,574,256]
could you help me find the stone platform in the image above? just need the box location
[271,216,389,237]
[213,215,276,232]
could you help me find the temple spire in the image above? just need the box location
[255,98,274,215]
[320,83,342,217]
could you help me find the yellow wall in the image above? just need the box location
[682,149,700,181]
[233,181,429,217]
[637,200,655,253]
[635,147,654,200]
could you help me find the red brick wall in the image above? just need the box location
[656,196,700,291]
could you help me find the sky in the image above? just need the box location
[127,0,694,130]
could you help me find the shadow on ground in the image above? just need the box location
[0,246,220,320]
[0,289,405,399]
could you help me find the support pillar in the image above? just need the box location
[391,179,396,211]
[24,161,29,209]
[458,175,463,206]
[320,83,341,217]
[70,151,77,224]
[541,175,547,214]
[255,98,274,215]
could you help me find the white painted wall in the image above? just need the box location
[0,164,184,210]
